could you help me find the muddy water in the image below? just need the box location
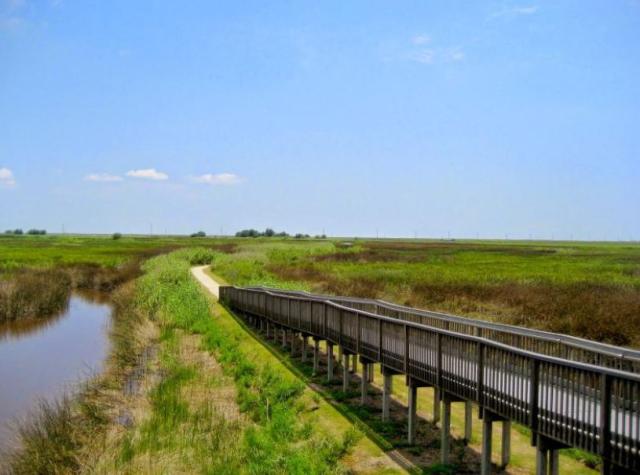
[0,292,112,450]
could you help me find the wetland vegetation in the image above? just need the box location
[1,235,638,474]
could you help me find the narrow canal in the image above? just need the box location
[0,292,112,451]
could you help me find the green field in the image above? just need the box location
[2,235,639,346]
[211,238,640,347]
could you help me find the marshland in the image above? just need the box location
[0,234,638,474]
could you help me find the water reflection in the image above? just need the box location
[0,292,112,450]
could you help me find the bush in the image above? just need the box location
[112,233,122,240]
[235,228,290,238]
[235,229,260,238]
[190,231,206,238]
[27,229,46,235]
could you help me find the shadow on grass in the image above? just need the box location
[219,305,492,475]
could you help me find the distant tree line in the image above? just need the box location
[4,229,46,235]
[190,231,207,238]
[235,228,326,239]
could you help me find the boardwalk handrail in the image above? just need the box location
[246,286,640,372]
[221,285,640,473]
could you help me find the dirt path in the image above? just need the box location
[191,265,220,299]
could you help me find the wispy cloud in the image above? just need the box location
[490,5,539,19]
[411,34,430,45]
[84,173,123,182]
[445,47,465,62]
[192,173,243,185]
[405,33,465,65]
[0,167,16,187]
[408,49,435,64]
[126,168,168,180]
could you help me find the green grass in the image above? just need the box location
[0,234,233,270]
[211,238,640,346]
[121,248,359,474]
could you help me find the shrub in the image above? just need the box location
[190,231,206,238]
[112,233,122,240]
[27,229,46,235]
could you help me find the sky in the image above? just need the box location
[1,1,639,239]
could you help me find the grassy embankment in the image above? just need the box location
[7,248,394,474]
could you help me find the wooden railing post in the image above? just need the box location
[378,318,383,361]
[599,373,612,463]
[477,341,484,406]
[357,311,361,354]
[339,309,343,346]
[323,303,328,337]
[529,359,540,442]
[404,324,409,373]
[436,332,443,388]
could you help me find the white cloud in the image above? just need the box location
[192,173,242,185]
[84,173,123,182]
[411,34,430,45]
[409,49,435,64]
[0,167,16,187]
[490,5,539,19]
[446,47,465,62]
[513,5,538,14]
[126,168,168,180]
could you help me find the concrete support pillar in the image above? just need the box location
[382,369,393,421]
[266,322,270,338]
[407,382,418,445]
[281,328,287,348]
[481,415,493,475]
[312,339,320,375]
[549,449,559,475]
[441,395,452,464]
[501,420,511,469]
[327,344,334,381]
[367,363,375,382]
[433,387,441,424]
[360,363,369,405]
[535,443,548,475]
[338,345,343,367]
[301,336,308,362]
[342,354,350,392]
[535,434,562,475]
[464,400,473,444]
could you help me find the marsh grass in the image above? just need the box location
[0,269,71,323]
[125,248,356,473]
[212,239,640,347]
[4,276,155,474]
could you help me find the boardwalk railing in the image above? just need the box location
[246,286,640,373]
[221,285,640,475]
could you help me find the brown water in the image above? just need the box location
[0,292,112,450]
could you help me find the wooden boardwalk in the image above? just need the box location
[220,286,640,475]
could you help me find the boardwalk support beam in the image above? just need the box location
[327,343,334,381]
[342,351,350,392]
[360,359,370,405]
[381,366,397,422]
[464,400,473,444]
[312,338,320,375]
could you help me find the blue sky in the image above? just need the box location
[1,1,639,239]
